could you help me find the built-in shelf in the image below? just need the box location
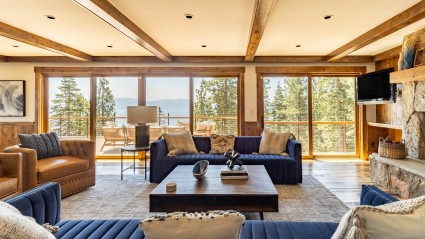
[367,122,402,130]
[390,64,425,83]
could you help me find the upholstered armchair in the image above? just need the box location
[4,139,95,198]
[0,153,23,199]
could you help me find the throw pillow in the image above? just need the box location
[140,210,245,239]
[259,129,291,155]
[0,201,55,239]
[210,134,235,154]
[163,131,198,157]
[18,132,63,160]
[332,195,425,239]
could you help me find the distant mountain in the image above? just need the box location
[114,98,190,116]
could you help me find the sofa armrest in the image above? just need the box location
[287,138,302,183]
[61,139,95,169]
[5,182,61,225]
[360,185,398,206]
[0,153,23,192]
[4,146,38,190]
[150,139,168,160]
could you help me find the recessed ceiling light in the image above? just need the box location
[201,45,207,48]
[107,45,113,48]
[296,45,301,48]
[12,45,19,48]
[323,15,333,20]
[45,15,56,20]
[185,14,194,19]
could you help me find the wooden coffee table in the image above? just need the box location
[149,165,278,219]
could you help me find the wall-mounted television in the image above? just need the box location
[356,68,395,104]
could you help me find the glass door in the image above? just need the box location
[312,76,356,155]
[262,76,310,156]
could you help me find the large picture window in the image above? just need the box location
[40,67,243,158]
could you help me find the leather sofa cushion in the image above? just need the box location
[37,156,89,183]
[0,178,18,198]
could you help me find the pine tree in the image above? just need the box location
[96,78,116,135]
[50,78,90,136]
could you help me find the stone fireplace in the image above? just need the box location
[403,81,425,160]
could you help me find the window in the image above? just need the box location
[48,77,91,138]
[193,77,238,135]
[312,76,356,154]
[263,76,309,154]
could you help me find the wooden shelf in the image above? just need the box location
[367,122,402,130]
[390,64,425,83]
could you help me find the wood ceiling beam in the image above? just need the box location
[0,22,92,61]
[0,55,5,62]
[4,55,374,63]
[74,0,172,62]
[374,45,402,62]
[245,0,276,62]
[326,1,425,62]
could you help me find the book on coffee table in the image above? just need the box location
[220,165,248,179]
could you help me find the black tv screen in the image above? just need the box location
[356,68,394,104]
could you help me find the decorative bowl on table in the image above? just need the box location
[192,160,209,180]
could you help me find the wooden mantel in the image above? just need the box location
[390,64,425,83]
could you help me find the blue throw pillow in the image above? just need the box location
[19,132,63,160]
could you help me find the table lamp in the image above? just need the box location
[127,106,158,147]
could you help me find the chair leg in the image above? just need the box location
[101,141,107,152]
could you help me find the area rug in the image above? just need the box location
[61,175,349,222]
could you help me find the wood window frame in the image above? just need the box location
[256,66,366,159]
[35,67,245,142]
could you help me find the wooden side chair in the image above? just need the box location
[101,127,127,151]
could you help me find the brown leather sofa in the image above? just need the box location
[4,139,95,198]
[0,153,23,199]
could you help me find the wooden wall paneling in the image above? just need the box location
[367,126,389,154]
[0,122,36,151]
[243,122,262,136]
[374,45,402,62]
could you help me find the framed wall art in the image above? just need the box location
[0,80,25,117]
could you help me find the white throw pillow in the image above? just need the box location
[259,129,291,155]
[0,201,55,239]
[332,195,425,239]
[140,210,245,239]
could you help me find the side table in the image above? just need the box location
[120,145,150,180]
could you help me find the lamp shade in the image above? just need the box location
[127,106,158,124]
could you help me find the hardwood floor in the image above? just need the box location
[96,158,371,208]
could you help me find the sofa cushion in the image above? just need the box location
[210,134,235,154]
[0,201,55,239]
[240,221,338,239]
[0,178,18,198]
[332,195,425,239]
[259,129,291,155]
[18,132,63,160]
[163,131,198,157]
[37,156,89,183]
[54,219,145,239]
[140,211,245,239]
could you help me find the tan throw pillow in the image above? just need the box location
[259,129,291,155]
[0,201,55,239]
[163,131,198,157]
[140,210,245,239]
[332,195,425,239]
[210,134,235,154]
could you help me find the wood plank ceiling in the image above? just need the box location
[1,0,425,63]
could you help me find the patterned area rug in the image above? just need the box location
[62,175,349,222]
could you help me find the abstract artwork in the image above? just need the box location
[0,81,25,116]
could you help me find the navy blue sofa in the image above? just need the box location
[4,183,398,239]
[150,136,302,184]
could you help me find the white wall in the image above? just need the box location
[0,61,375,123]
